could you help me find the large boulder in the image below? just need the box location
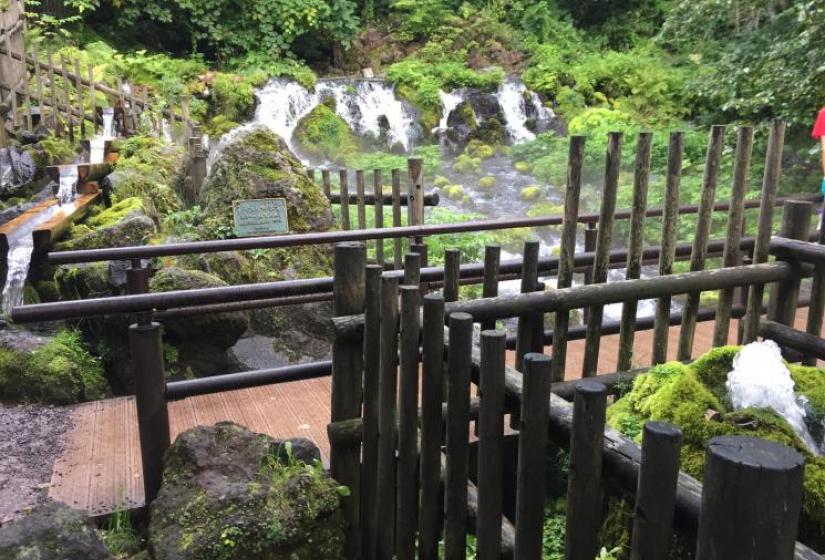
[150,267,248,377]
[0,500,113,559]
[56,197,157,251]
[149,422,344,560]
[201,126,334,235]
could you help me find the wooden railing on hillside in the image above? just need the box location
[0,1,191,147]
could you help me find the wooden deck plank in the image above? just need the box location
[48,312,820,515]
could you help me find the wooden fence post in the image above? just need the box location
[188,134,207,200]
[407,158,424,243]
[339,169,351,231]
[767,201,812,332]
[46,50,60,135]
[630,422,682,560]
[677,125,726,361]
[481,245,501,331]
[392,168,404,269]
[373,169,385,267]
[361,264,382,560]
[356,169,367,230]
[696,436,804,560]
[73,57,85,137]
[330,242,366,560]
[652,132,684,365]
[418,293,445,560]
[476,330,506,560]
[322,168,332,197]
[514,353,551,560]
[742,120,786,342]
[515,240,541,373]
[59,54,74,142]
[443,248,460,303]
[565,380,607,560]
[444,312,473,560]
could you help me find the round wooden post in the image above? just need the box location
[444,248,460,303]
[515,240,541,373]
[331,241,366,560]
[696,436,804,560]
[565,380,607,560]
[481,245,501,331]
[403,251,421,287]
[631,422,683,560]
[768,201,812,329]
[444,312,473,560]
[407,158,424,244]
[339,169,351,231]
[514,353,551,560]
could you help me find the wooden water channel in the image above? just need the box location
[9,122,825,558]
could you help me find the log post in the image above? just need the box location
[481,245,501,331]
[392,168,403,269]
[767,201,812,335]
[444,248,460,303]
[696,436,804,560]
[361,264,382,559]
[330,242,366,560]
[515,240,541,373]
[373,169,385,266]
[407,158,424,244]
[339,169,351,231]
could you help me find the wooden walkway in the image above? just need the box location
[48,311,817,515]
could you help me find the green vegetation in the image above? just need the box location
[0,330,108,405]
[294,102,359,162]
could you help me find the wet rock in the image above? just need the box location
[0,501,113,559]
[0,146,37,198]
[56,198,157,251]
[149,422,344,560]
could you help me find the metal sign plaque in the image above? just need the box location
[233,198,289,237]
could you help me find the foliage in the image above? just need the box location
[100,509,142,559]
[294,103,359,162]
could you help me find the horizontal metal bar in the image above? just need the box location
[45,193,818,265]
[12,276,334,323]
[165,361,332,401]
[445,262,793,322]
[327,192,439,207]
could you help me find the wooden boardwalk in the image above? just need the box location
[48,311,817,515]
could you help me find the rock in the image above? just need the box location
[57,198,157,251]
[272,437,322,465]
[445,101,478,152]
[514,160,531,173]
[479,176,496,189]
[176,251,255,286]
[149,422,344,560]
[0,501,113,559]
[150,267,248,376]
[0,146,37,197]
[520,185,543,201]
[443,185,466,201]
[293,103,358,162]
[202,126,334,234]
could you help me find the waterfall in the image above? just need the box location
[434,89,467,140]
[495,80,554,143]
[254,79,321,152]
[726,340,822,454]
[89,109,116,164]
[339,81,416,151]
[2,170,78,316]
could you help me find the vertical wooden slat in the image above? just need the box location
[330,242,366,560]
[46,50,60,135]
[407,158,424,244]
[396,285,421,560]
[361,265,383,560]
[339,169,351,231]
[374,276,399,559]
[444,312,473,560]
[3,25,18,128]
[565,381,607,560]
[59,54,74,142]
[33,45,45,129]
[515,240,541,373]
[514,353,551,559]
[677,125,726,361]
[582,224,598,324]
[652,132,684,365]
[356,169,367,230]
[551,136,585,383]
[767,202,812,331]
[805,262,825,364]
[373,169,385,267]
[86,62,98,134]
[73,57,85,137]
[713,126,755,346]
[476,330,506,560]
[582,132,623,377]
[392,168,403,269]
[617,132,653,371]
[742,120,787,343]
[444,248,460,303]
[403,252,421,287]
[481,245,501,331]
[419,294,445,560]
[21,43,32,130]
[322,168,332,197]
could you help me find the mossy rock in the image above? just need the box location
[293,103,358,163]
[479,176,496,189]
[201,126,334,236]
[527,201,564,218]
[520,185,543,201]
[453,154,481,174]
[148,422,344,560]
[432,175,451,188]
[514,160,531,173]
[0,330,108,405]
[55,262,112,301]
[443,185,466,201]
[175,251,255,286]
[57,198,157,251]
[691,345,740,404]
[466,140,496,160]
[0,500,114,559]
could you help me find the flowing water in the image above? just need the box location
[495,80,553,142]
[2,169,79,316]
[89,110,116,164]
[726,340,822,454]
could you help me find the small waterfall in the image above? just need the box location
[254,79,321,152]
[2,170,78,316]
[495,80,554,143]
[726,340,821,454]
[433,89,467,141]
[339,81,416,151]
[89,109,116,164]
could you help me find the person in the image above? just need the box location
[814,106,825,194]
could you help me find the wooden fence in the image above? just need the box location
[0,1,191,147]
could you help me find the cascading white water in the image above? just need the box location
[1,170,78,316]
[494,80,555,143]
[726,340,821,454]
[89,110,116,164]
[434,89,467,138]
[254,80,321,152]
[341,81,416,151]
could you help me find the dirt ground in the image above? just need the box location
[0,402,73,524]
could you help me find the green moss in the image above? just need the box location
[691,345,740,403]
[0,330,108,405]
[520,185,543,201]
[598,496,632,559]
[527,201,565,218]
[432,175,450,188]
[211,72,256,123]
[86,197,147,229]
[790,365,825,416]
[453,154,481,174]
[514,160,531,173]
[293,103,358,162]
[605,397,644,441]
[479,176,496,189]
[443,185,466,200]
[466,140,495,159]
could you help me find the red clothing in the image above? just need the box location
[814,108,825,139]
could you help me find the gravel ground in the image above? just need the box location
[0,402,74,524]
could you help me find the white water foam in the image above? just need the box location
[495,80,554,143]
[434,89,467,137]
[726,340,820,454]
[89,109,116,164]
